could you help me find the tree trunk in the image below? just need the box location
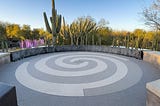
[4,41,8,52]
[125,36,127,48]
[80,36,83,45]
[53,36,56,46]
[1,41,4,52]
[85,35,88,45]
[70,36,73,45]
[92,35,94,45]
[76,36,79,45]
[99,36,102,46]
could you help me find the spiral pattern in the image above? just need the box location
[15,52,142,96]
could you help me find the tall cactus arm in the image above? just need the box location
[63,17,68,38]
[50,17,53,24]
[63,17,66,30]
[63,17,66,28]
[56,15,62,33]
[52,0,55,10]
[52,0,56,24]
[52,0,57,35]
[43,12,52,33]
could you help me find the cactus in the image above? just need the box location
[62,17,69,38]
[43,0,62,45]
[43,12,52,34]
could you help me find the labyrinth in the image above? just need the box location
[15,52,143,96]
[1,51,160,106]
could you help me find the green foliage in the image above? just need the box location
[20,25,31,39]
[1,18,160,51]
[133,29,145,49]
[6,24,21,39]
[61,16,98,45]
[0,22,7,41]
[0,21,52,50]
[0,22,8,52]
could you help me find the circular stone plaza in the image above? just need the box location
[0,47,160,106]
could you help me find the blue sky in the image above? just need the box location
[0,0,153,31]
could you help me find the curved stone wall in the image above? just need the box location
[10,45,142,62]
[144,52,160,69]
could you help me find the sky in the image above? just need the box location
[0,0,153,31]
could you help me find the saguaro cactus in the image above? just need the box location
[43,0,62,45]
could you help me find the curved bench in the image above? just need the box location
[10,45,143,62]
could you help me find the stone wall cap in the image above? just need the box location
[0,53,10,57]
[146,79,160,98]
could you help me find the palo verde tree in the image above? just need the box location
[6,24,21,39]
[143,0,160,50]
[97,18,111,45]
[143,0,160,30]
[133,29,145,49]
[43,0,62,45]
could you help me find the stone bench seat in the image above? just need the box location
[0,82,18,106]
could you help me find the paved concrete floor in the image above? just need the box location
[0,52,160,106]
